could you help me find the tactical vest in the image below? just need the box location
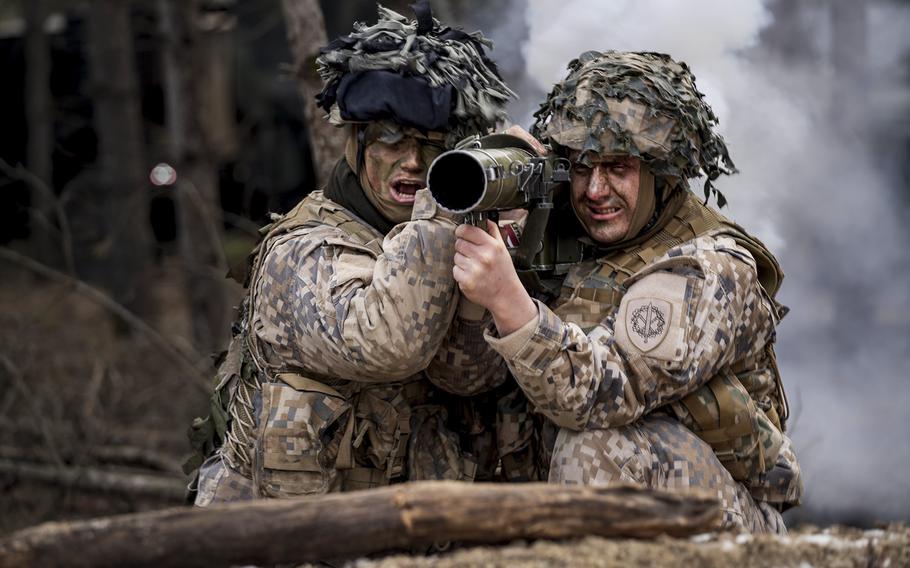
[552,190,790,485]
[189,192,428,495]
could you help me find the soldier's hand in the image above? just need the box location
[503,125,548,156]
[454,220,537,336]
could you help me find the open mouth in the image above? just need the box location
[587,204,623,220]
[390,179,425,204]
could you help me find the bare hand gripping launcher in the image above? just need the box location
[427,133,585,294]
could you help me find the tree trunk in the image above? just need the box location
[23,0,57,266]
[0,481,721,568]
[158,0,229,354]
[280,0,345,188]
[83,0,155,318]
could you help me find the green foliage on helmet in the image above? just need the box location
[532,50,736,205]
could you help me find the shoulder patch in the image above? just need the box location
[626,298,671,352]
[615,271,689,363]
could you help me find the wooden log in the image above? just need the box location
[0,481,720,568]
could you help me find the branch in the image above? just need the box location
[0,247,210,395]
[0,445,183,476]
[0,355,66,467]
[0,481,721,567]
[0,158,75,274]
[0,458,185,502]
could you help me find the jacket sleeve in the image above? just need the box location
[485,235,777,431]
[251,190,459,382]
[424,297,509,395]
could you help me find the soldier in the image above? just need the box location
[189,3,522,504]
[451,51,802,532]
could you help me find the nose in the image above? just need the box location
[400,139,423,172]
[585,165,612,201]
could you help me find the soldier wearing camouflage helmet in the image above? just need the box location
[451,50,802,532]
[190,2,530,504]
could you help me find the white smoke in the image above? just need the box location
[522,0,910,523]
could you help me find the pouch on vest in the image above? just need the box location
[253,376,353,498]
[670,370,784,483]
[408,405,472,481]
[351,387,411,479]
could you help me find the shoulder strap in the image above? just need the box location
[581,191,785,304]
[244,192,384,378]
[267,191,384,254]
[576,192,727,307]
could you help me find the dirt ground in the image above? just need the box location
[0,257,238,535]
[352,524,910,568]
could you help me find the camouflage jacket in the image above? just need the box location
[249,188,506,392]
[485,195,802,507]
[235,188,512,496]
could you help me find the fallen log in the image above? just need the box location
[0,458,186,502]
[0,481,720,568]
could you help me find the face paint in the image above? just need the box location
[360,122,447,223]
[568,153,643,244]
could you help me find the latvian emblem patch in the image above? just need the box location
[626,298,672,352]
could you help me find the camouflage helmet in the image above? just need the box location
[532,50,736,205]
[315,2,515,147]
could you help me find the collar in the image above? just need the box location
[322,158,396,235]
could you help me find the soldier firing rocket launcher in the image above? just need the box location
[427,133,586,294]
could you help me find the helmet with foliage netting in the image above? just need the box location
[316,2,515,147]
[532,50,736,205]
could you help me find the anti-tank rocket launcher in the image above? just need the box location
[427,133,586,295]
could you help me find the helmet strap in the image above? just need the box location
[620,167,656,241]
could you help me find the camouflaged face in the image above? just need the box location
[549,415,786,534]
[317,4,515,145]
[532,50,736,204]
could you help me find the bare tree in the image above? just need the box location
[158,0,231,354]
[23,0,57,266]
[280,0,345,187]
[84,0,155,318]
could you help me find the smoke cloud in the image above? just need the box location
[519,0,910,524]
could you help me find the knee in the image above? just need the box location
[548,428,647,487]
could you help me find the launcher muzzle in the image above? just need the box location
[428,134,584,295]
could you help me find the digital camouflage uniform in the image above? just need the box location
[486,51,802,532]
[192,3,543,505]
[195,187,507,503]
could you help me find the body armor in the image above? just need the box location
[198,192,466,499]
[551,190,791,493]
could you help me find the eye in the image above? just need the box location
[572,163,592,175]
[610,163,627,174]
[421,141,446,155]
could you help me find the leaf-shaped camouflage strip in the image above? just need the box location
[316,4,515,145]
[532,50,736,205]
